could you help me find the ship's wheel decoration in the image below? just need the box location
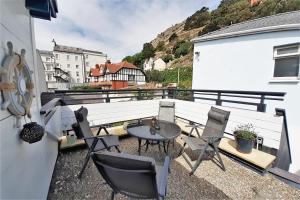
[0,42,35,127]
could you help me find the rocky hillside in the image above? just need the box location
[123,0,300,69]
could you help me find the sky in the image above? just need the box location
[35,0,221,62]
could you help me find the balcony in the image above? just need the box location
[40,89,300,199]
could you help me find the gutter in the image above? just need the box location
[191,24,300,43]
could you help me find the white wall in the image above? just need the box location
[144,57,167,71]
[192,30,300,172]
[54,51,84,83]
[40,53,57,90]
[154,58,167,71]
[83,51,107,82]
[0,1,59,198]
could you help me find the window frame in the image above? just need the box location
[272,43,300,81]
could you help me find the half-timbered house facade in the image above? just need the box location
[90,61,146,89]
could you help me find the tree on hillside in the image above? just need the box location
[184,7,211,30]
[254,0,300,17]
[122,52,144,69]
[141,43,155,59]
[162,54,173,63]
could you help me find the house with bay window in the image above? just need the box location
[90,61,146,89]
[191,11,300,173]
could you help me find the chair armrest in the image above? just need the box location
[84,135,119,151]
[158,156,170,197]
[185,124,204,128]
[200,135,224,144]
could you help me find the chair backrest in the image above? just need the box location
[158,101,175,123]
[74,106,94,148]
[202,107,230,145]
[91,151,159,199]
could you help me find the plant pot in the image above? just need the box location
[236,137,254,153]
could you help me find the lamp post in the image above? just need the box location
[177,68,180,86]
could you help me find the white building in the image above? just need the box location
[53,44,107,83]
[40,44,107,90]
[39,50,63,90]
[144,57,167,71]
[191,11,300,173]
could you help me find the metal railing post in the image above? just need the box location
[162,89,165,99]
[137,89,141,100]
[190,90,195,102]
[105,92,110,103]
[257,95,266,112]
[173,89,177,99]
[216,92,222,106]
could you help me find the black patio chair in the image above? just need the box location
[158,101,175,123]
[91,151,170,200]
[145,101,176,153]
[179,106,230,175]
[73,106,120,178]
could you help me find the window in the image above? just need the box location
[273,44,300,78]
[46,64,52,70]
[128,74,135,81]
[55,54,59,59]
[46,57,50,61]
[76,72,79,77]
[76,65,79,69]
[77,78,80,83]
[75,56,78,61]
[86,62,89,67]
[67,64,70,68]
[67,55,70,60]
[47,73,52,81]
[85,54,88,59]
[56,63,59,67]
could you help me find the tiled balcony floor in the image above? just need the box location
[48,136,300,200]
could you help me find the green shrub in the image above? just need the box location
[172,41,192,58]
[162,54,173,63]
[199,21,220,36]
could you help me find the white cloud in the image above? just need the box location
[35,0,220,62]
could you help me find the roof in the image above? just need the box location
[192,11,300,43]
[53,44,105,55]
[38,50,54,56]
[90,61,138,77]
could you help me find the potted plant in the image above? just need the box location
[234,124,257,153]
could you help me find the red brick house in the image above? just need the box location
[90,61,146,89]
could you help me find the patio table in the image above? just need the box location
[127,119,181,155]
